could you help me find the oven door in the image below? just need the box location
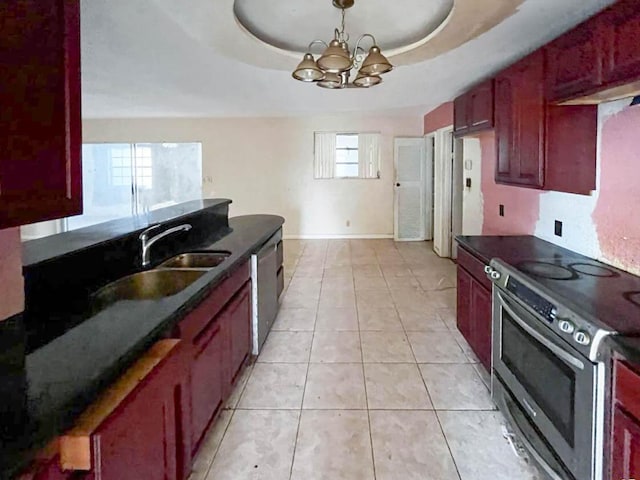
[492,286,599,480]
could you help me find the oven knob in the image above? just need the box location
[573,330,591,346]
[490,270,502,280]
[558,320,575,334]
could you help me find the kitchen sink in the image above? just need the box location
[91,269,207,309]
[157,251,231,269]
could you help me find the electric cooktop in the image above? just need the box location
[512,256,640,335]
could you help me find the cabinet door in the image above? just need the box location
[226,282,252,384]
[611,406,640,480]
[545,105,597,195]
[546,18,603,102]
[602,0,640,87]
[32,457,70,480]
[190,318,225,451]
[470,281,492,371]
[0,0,82,229]
[468,80,494,132]
[456,266,473,343]
[495,51,545,188]
[90,357,181,480]
[453,94,469,136]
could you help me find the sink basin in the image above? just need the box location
[157,251,231,269]
[92,269,207,309]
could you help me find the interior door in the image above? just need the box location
[394,138,426,241]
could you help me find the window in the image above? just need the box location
[314,132,380,179]
[66,142,203,231]
[335,134,359,178]
[110,147,132,186]
[134,146,153,188]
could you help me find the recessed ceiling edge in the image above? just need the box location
[210,0,523,71]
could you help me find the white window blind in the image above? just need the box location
[314,132,336,179]
[358,133,380,179]
[314,132,380,179]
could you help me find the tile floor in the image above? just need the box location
[189,239,544,480]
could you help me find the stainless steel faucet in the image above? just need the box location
[140,223,192,267]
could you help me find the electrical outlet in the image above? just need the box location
[555,220,563,237]
[499,205,505,217]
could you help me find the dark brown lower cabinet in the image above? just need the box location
[610,359,640,480]
[189,315,226,453]
[176,262,251,462]
[188,280,251,452]
[41,263,253,480]
[226,283,252,385]
[57,340,187,480]
[611,407,640,480]
[456,247,492,371]
[471,280,492,369]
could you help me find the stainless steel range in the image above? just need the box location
[488,258,618,480]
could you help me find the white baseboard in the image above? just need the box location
[283,234,394,240]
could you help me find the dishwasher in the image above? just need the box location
[251,231,281,355]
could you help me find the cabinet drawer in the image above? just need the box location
[178,261,250,341]
[614,360,640,419]
[456,247,491,291]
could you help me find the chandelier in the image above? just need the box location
[292,0,393,89]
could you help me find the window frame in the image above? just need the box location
[334,133,360,179]
[313,131,381,180]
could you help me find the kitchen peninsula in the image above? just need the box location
[1,199,283,479]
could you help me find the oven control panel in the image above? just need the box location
[506,277,557,323]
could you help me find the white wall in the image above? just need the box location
[461,137,483,235]
[83,115,422,238]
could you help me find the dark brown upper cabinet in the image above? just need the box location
[0,0,83,229]
[546,16,604,103]
[547,0,640,105]
[453,80,494,136]
[495,51,546,189]
[601,0,640,87]
[494,50,597,194]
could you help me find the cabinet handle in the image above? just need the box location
[194,320,221,353]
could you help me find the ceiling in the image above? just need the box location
[81,0,615,119]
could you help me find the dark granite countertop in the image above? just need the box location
[456,235,640,363]
[0,214,284,478]
[456,235,583,265]
[23,199,232,267]
[607,336,640,366]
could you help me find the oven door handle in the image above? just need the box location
[497,291,585,371]
[501,395,567,480]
